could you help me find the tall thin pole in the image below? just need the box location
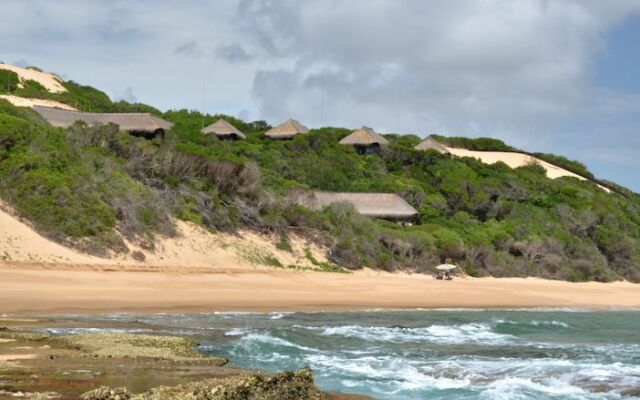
[201,74,205,129]
[395,82,400,133]
[320,72,325,127]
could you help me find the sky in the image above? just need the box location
[2,0,640,191]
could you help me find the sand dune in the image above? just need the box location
[0,94,77,110]
[0,203,327,270]
[0,63,66,93]
[445,147,610,192]
[0,206,100,265]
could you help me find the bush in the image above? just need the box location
[131,250,146,262]
[0,69,19,93]
[534,153,594,179]
[431,135,516,151]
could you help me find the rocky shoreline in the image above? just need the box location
[0,317,369,400]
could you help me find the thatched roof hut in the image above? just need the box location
[339,126,389,154]
[339,126,389,146]
[298,191,418,221]
[201,118,246,140]
[34,106,172,139]
[264,119,309,139]
[415,137,449,154]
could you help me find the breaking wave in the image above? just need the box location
[318,323,514,345]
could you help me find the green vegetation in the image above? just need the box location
[12,78,162,114]
[304,248,350,273]
[236,245,284,268]
[533,152,595,179]
[0,69,19,93]
[431,134,516,151]
[430,134,596,180]
[1,71,639,283]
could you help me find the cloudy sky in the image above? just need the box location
[2,0,640,190]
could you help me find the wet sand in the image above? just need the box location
[1,262,638,315]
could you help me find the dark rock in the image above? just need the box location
[81,386,131,400]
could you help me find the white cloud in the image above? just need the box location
[216,43,254,63]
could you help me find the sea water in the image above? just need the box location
[51,309,640,399]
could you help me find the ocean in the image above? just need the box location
[50,309,640,399]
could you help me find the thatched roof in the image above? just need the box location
[201,118,246,139]
[339,126,389,146]
[33,106,173,131]
[299,191,418,219]
[415,137,449,153]
[264,119,309,139]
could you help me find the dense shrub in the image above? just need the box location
[534,153,595,179]
[0,69,19,93]
[11,77,161,114]
[431,135,516,151]
[0,81,639,281]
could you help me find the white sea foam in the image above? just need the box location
[238,332,319,352]
[319,323,514,345]
[301,349,640,398]
[213,311,260,315]
[306,353,472,392]
[212,311,262,317]
[443,357,640,397]
[225,328,250,336]
[499,306,640,313]
[494,319,570,328]
[531,320,570,328]
[480,377,588,400]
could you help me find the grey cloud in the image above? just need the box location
[216,43,254,63]
[175,41,203,58]
[12,59,29,68]
[237,0,640,149]
[115,86,138,103]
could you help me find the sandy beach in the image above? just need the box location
[1,262,638,315]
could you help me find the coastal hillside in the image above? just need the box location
[1,63,639,282]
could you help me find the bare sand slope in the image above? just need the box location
[0,94,77,110]
[123,220,329,269]
[0,63,66,93]
[0,263,638,314]
[445,147,610,192]
[0,204,328,270]
[0,206,101,264]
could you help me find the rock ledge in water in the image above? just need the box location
[82,367,325,400]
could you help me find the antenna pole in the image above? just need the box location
[201,75,205,129]
[395,83,400,133]
[320,72,325,126]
